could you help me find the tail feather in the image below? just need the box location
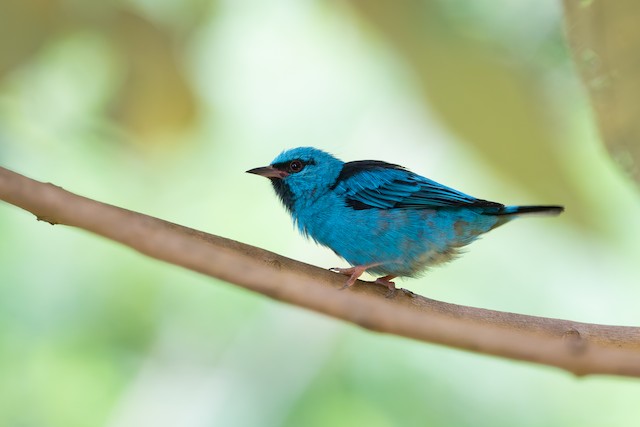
[495,205,564,217]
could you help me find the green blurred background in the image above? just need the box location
[1,0,640,426]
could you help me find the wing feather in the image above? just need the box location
[332,161,503,211]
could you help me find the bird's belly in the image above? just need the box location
[300,207,497,277]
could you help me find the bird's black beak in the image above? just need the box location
[246,165,288,179]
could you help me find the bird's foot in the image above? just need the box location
[330,267,397,296]
[330,266,369,289]
[375,275,397,298]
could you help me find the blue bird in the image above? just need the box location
[247,147,563,293]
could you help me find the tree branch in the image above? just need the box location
[1,166,639,377]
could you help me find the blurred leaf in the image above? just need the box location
[0,3,200,145]
[346,2,579,208]
[0,0,64,77]
[107,10,199,144]
[563,0,640,187]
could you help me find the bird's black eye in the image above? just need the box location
[288,160,304,173]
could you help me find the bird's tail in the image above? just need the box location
[485,205,563,230]
[494,205,564,218]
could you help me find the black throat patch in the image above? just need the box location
[270,178,295,213]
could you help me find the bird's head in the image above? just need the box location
[246,147,344,213]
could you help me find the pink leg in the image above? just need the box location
[330,265,370,289]
[330,266,397,296]
[375,275,396,290]
[375,275,397,298]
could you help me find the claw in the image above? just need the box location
[375,275,397,298]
